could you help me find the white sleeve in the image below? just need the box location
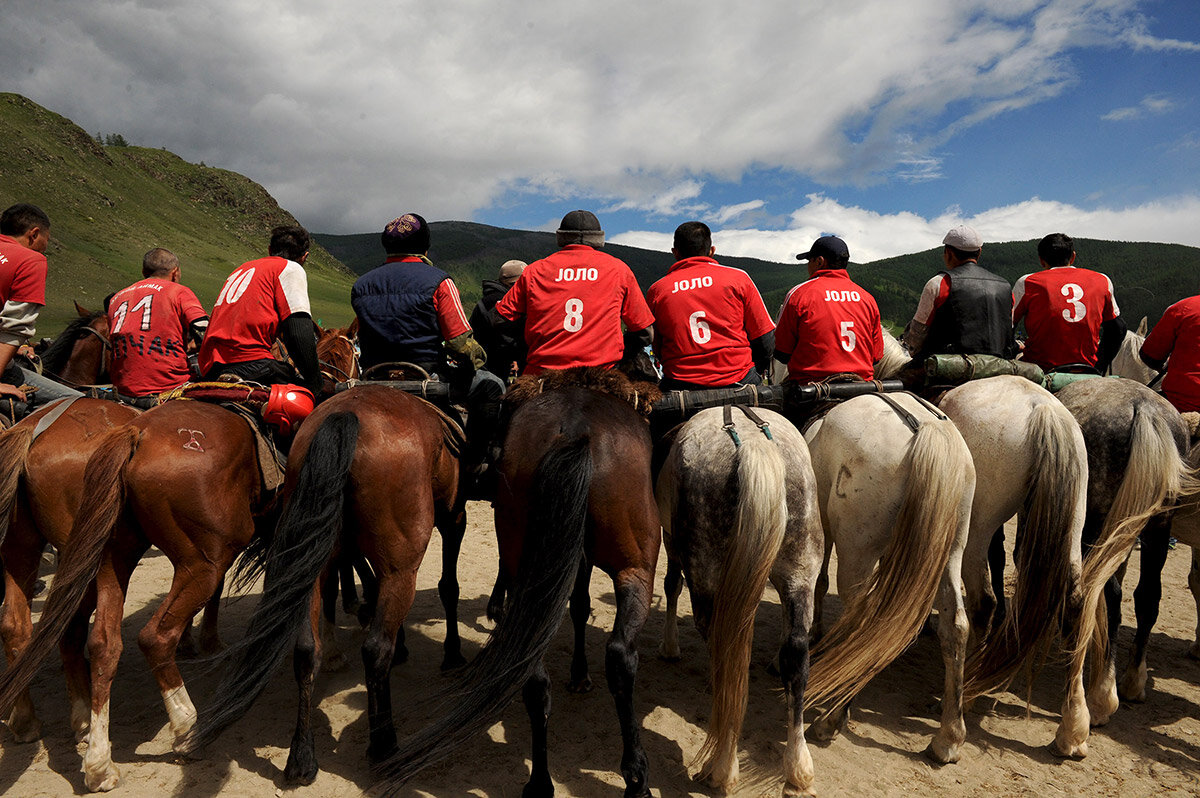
[0,300,41,346]
[278,260,312,317]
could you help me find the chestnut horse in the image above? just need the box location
[185,384,468,784]
[378,369,662,797]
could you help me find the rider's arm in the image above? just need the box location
[749,330,774,375]
[623,324,653,361]
[1096,316,1127,373]
[278,312,322,391]
[902,275,946,355]
[188,317,209,349]
[0,300,40,396]
[432,279,472,341]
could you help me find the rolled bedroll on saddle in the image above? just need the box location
[1043,371,1104,393]
[924,354,1044,386]
[334,378,452,400]
[650,379,905,416]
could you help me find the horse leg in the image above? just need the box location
[657,557,683,662]
[987,526,1007,626]
[810,550,875,741]
[62,600,95,744]
[567,559,593,693]
[339,555,360,616]
[0,528,46,743]
[83,546,142,792]
[319,564,348,673]
[486,571,507,624]
[356,555,377,628]
[364,569,418,763]
[607,573,652,798]
[196,575,224,654]
[1052,566,1090,758]
[1085,515,1121,724]
[1121,518,1171,701]
[811,534,833,643]
[775,577,815,797]
[522,659,554,798]
[1189,546,1200,661]
[284,581,324,785]
[926,550,968,764]
[436,505,468,669]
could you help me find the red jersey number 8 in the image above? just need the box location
[563,298,584,332]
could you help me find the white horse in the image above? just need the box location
[657,406,822,795]
[803,391,975,763]
[1107,317,1158,384]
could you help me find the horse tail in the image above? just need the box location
[1073,405,1200,687]
[965,401,1085,699]
[0,424,35,548]
[695,432,788,782]
[185,412,359,751]
[806,418,970,710]
[377,434,593,786]
[0,425,138,718]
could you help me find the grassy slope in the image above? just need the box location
[0,93,356,334]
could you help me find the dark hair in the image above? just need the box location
[268,225,311,261]
[1038,233,1074,267]
[0,203,50,237]
[673,221,712,259]
[142,247,179,278]
[945,245,981,261]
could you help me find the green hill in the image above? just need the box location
[0,93,356,334]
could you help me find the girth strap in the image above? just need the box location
[722,402,775,448]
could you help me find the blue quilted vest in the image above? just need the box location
[352,258,449,371]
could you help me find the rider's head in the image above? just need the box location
[672,221,713,259]
[498,259,527,286]
[142,247,180,280]
[268,225,311,263]
[796,235,849,275]
[556,210,604,248]
[942,225,982,266]
[1037,233,1076,268]
[381,213,430,256]
[1,203,51,253]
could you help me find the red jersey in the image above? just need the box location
[1013,266,1119,369]
[108,278,207,395]
[198,256,311,374]
[0,234,48,306]
[1140,295,1200,412]
[495,244,654,374]
[775,270,883,382]
[646,256,774,385]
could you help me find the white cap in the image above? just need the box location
[943,224,982,250]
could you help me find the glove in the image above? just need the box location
[445,331,487,371]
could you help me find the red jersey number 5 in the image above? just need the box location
[840,320,857,352]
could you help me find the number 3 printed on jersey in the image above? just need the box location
[111,294,153,333]
[1060,283,1086,322]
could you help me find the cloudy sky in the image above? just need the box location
[3,0,1199,263]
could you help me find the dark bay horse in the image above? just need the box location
[184,384,468,784]
[34,302,111,391]
[378,369,662,797]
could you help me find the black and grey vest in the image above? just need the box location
[924,261,1015,358]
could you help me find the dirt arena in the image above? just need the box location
[2,503,1198,797]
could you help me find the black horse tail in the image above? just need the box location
[376,434,594,788]
[184,412,360,752]
[0,425,138,717]
[0,424,35,548]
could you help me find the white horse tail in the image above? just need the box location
[966,401,1085,699]
[1073,405,1200,685]
[695,431,788,784]
[806,418,969,711]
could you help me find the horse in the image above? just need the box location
[32,302,111,392]
[0,333,359,792]
[1107,317,1157,385]
[375,368,662,797]
[1056,377,1199,732]
[938,375,1091,757]
[655,405,823,794]
[802,390,975,764]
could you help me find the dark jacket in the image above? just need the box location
[470,279,525,378]
[352,259,449,372]
[923,261,1017,359]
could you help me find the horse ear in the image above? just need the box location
[348,316,359,339]
[1137,316,1148,336]
[75,300,91,317]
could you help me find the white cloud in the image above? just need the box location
[714,200,766,225]
[612,193,1200,264]
[1,0,1190,232]
[1102,93,1178,121]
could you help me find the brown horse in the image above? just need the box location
[34,302,111,391]
[184,384,468,784]
[0,330,358,791]
[377,369,662,798]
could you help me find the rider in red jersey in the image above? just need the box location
[107,248,208,397]
[1140,295,1200,413]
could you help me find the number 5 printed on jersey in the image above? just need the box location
[840,320,856,352]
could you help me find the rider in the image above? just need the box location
[646,221,774,390]
[1139,294,1200,413]
[197,225,321,392]
[902,224,1017,361]
[470,259,527,380]
[1012,232,1126,372]
[0,203,82,407]
[350,213,505,489]
[107,247,209,399]
[491,209,655,375]
[774,235,883,383]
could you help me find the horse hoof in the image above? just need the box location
[566,675,593,694]
[197,636,225,656]
[391,645,409,667]
[923,740,960,765]
[84,763,121,792]
[284,753,319,786]
[657,645,681,662]
[7,718,42,744]
[522,777,554,798]
[440,651,468,671]
[782,783,816,797]
[1050,739,1087,760]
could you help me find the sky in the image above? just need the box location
[3,0,1199,264]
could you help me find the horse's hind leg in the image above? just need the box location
[1189,546,1200,661]
[775,577,815,797]
[811,534,833,642]
[0,526,47,743]
[567,559,593,693]
[522,659,554,798]
[436,505,468,669]
[196,576,224,654]
[1053,565,1090,758]
[658,557,683,661]
[1121,518,1171,701]
[1084,517,1121,723]
[284,582,324,785]
[363,569,419,763]
[927,552,968,764]
[607,573,652,798]
[987,527,1007,626]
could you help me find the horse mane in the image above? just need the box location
[875,327,910,379]
[505,367,662,418]
[41,311,105,377]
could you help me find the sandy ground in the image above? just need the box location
[2,502,1199,797]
